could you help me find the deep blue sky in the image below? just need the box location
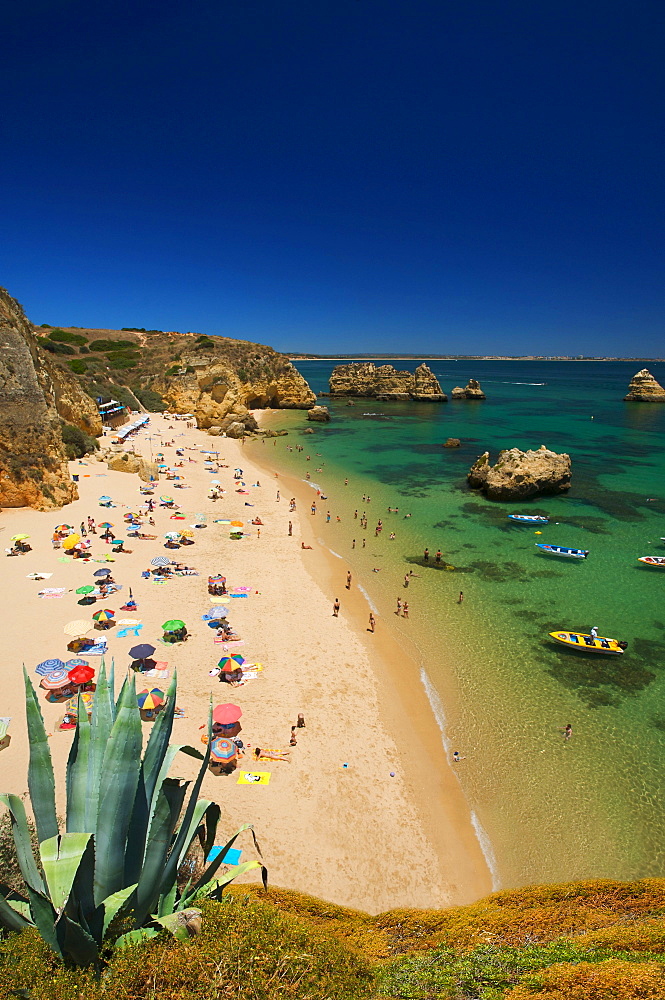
[2,1,664,355]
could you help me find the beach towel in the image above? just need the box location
[117,625,143,638]
[237,771,271,785]
[213,638,244,646]
[143,667,170,679]
[27,572,52,580]
[227,593,248,598]
[82,643,107,656]
[38,588,68,598]
[206,846,242,865]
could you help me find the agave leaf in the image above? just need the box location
[123,770,150,888]
[86,661,114,832]
[157,880,178,918]
[0,892,33,932]
[101,882,139,938]
[141,673,177,807]
[199,803,221,858]
[67,832,102,945]
[133,778,188,926]
[189,822,261,895]
[23,669,58,844]
[114,926,159,949]
[183,860,265,908]
[25,885,61,958]
[93,674,142,905]
[40,833,91,911]
[55,911,100,969]
[147,743,205,822]
[152,909,197,940]
[0,794,46,894]
[108,658,116,720]
[65,701,90,833]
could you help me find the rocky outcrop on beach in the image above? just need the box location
[624,368,665,402]
[0,287,91,510]
[329,362,446,401]
[105,451,160,482]
[467,445,571,500]
[452,379,486,400]
[307,405,331,422]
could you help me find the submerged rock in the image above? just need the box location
[467,445,571,500]
[624,368,665,402]
[443,438,461,448]
[307,405,331,422]
[452,379,486,400]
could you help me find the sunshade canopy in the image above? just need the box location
[212,703,242,724]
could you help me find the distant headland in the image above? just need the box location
[289,353,665,362]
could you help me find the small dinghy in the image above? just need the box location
[508,514,549,523]
[638,556,665,568]
[536,544,588,559]
[549,631,627,655]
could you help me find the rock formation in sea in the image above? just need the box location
[153,350,316,431]
[624,368,665,402]
[451,379,486,400]
[328,362,446,401]
[443,438,461,448]
[0,288,101,510]
[307,405,331,422]
[467,445,571,500]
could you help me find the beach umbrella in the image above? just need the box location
[62,534,81,550]
[55,524,72,531]
[92,609,115,622]
[65,690,95,713]
[230,521,243,528]
[209,596,228,605]
[160,495,173,503]
[202,608,228,620]
[210,737,236,762]
[170,513,186,520]
[212,703,242,725]
[209,574,226,582]
[137,688,165,710]
[10,534,30,542]
[65,658,89,669]
[68,664,95,685]
[179,530,194,538]
[75,585,95,595]
[35,657,65,676]
[218,654,245,672]
[151,556,171,567]
[99,522,114,529]
[93,569,112,578]
[110,540,125,546]
[40,670,72,690]
[162,619,185,632]
[63,620,92,637]
[129,643,156,659]
[164,531,180,540]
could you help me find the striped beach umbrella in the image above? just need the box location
[35,657,65,676]
[160,495,173,503]
[137,688,165,710]
[210,737,236,762]
[65,658,90,669]
[40,670,72,690]
[63,620,92,637]
[99,522,114,529]
[151,556,171,567]
[92,609,115,622]
[218,654,245,672]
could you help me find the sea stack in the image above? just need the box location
[451,379,486,399]
[624,369,665,402]
[307,405,331,422]
[467,445,571,500]
[329,362,446,401]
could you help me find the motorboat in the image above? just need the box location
[549,631,627,655]
[508,514,549,523]
[536,544,588,559]
[638,556,665,568]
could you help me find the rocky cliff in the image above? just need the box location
[468,445,571,500]
[329,362,446,400]
[0,289,88,509]
[452,378,486,399]
[624,368,665,402]
[153,351,316,433]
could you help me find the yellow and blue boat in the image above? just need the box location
[549,631,627,655]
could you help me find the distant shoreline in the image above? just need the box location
[288,355,665,362]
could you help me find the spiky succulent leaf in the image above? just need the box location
[40,833,91,911]
[65,702,90,833]
[114,926,159,949]
[101,883,138,938]
[23,670,58,843]
[0,892,33,932]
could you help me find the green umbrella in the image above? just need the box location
[76,585,95,595]
[162,619,185,632]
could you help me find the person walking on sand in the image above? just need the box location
[276,490,280,501]
[352,539,356,549]
[368,613,375,633]
[311,502,316,515]
[288,521,292,536]
[290,726,297,746]
[402,601,409,618]
[404,573,410,588]
[333,598,340,617]
[395,597,402,615]
[346,570,352,589]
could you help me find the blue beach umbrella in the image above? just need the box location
[129,643,156,659]
[35,657,66,676]
[151,556,171,567]
[65,658,89,669]
[93,569,112,578]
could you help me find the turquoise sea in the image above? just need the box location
[251,360,665,890]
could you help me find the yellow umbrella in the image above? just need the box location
[178,530,195,538]
[10,534,30,542]
[63,620,92,637]
[230,521,243,527]
[62,533,81,550]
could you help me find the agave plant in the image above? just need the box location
[0,663,265,968]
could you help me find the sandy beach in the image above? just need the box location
[0,412,490,913]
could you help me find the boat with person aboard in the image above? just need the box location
[549,631,628,655]
[638,556,665,568]
[508,514,549,524]
[536,544,588,559]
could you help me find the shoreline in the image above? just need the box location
[0,413,490,913]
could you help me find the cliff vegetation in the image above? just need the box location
[2,879,665,998]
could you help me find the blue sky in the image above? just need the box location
[2,1,663,355]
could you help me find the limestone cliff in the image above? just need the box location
[0,288,80,510]
[624,368,665,402]
[452,379,486,399]
[153,352,315,432]
[329,362,446,401]
[467,445,571,500]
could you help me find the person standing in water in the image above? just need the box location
[346,570,352,589]
[368,613,375,633]
[333,598,340,617]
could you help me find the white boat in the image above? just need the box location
[536,544,588,559]
[508,514,549,523]
[638,556,665,568]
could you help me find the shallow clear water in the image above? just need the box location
[256,360,665,888]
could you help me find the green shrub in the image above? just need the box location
[89,339,135,352]
[107,355,139,370]
[42,340,76,355]
[48,328,87,346]
[61,423,98,458]
[79,345,89,353]
[133,387,167,412]
[165,365,182,376]
[68,359,87,374]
